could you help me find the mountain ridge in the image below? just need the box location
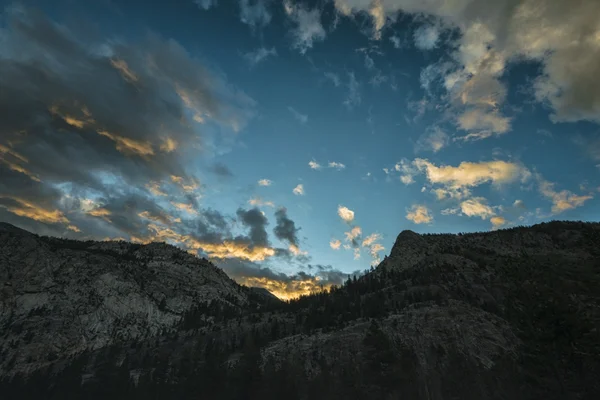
[1,220,599,399]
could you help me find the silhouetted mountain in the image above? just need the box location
[1,220,599,400]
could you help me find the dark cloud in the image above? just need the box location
[210,162,234,179]
[216,257,363,292]
[236,207,269,247]
[0,5,254,241]
[273,207,299,246]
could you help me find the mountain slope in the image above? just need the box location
[1,220,599,400]
[0,223,253,376]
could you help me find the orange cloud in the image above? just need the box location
[110,58,139,83]
[170,201,198,215]
[329,239,341,250]
[97,130,154,156]
[236,276,330,301]
[538,176,593,214]
[0,197,69,224]
[170,175,199,192]
[49,104,94,128]
[406,204,433,224]
[160,137,178,153]
[146,181,168,197]
[145,224,276,262]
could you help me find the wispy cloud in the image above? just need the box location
[283,0,326,54]
[328,161,346,170]
[343,72,361,110]
[258,179,273,186]
[243,47,277,66]
[308,160,322,169]
[288,106,308,124]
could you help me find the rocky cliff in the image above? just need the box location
[0,222,253,376]
[1,220,599,400]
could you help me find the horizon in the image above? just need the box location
[1,0,599,299]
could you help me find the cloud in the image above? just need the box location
[413,24,440,50]
[343,72,361,110]
[195,0,218,10]
[513,199,526,209]
[243,46,277,66]
[415,126,449,153]
[490,216,506,229]
[0,6,256,239]
[288,106,308,124]
[324,72,341,87]
[362,232,384,266]
[210,162,234,179]
[413,158,530,190]
[308,160,322,169]
[332,0,600,126]
[236,207,270,247]
[0,196,69,225]
[283,0,326,54]
[537,176,593,214]
[239,0,272,28]
[344,226,362,246]
[329,239,341,250]
[293,184,305,195]
[337,205,355,223]
[459,197,496,219]
[258,178,272,186]
[406,204,433,224]
[248,197,275,207]
[328,161,346,170]
[273,207,300,246]
[310,159,346,170]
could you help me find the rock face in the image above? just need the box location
[0,223,250,376]
[1,220,600,400]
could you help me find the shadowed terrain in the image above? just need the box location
[1,220,599,399]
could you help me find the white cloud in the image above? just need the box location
[324,72,341,87]
[415,126,449,153]
[288,106,308,123]
[258,179,272,186]
[337,205,355,223]
[406,204,433,224]
[332,0,600,126]
[513,199,526,209]
[330,239,342,250]
[344,225,362,242]
[309,160,322,169]
[243,47,277,66]
[239,0,272,28]
[293,183,305,195]
[459,197,496,219]
[414,24,440,50]
[361,232,381,247]
[328,161,346,170]
[393,158,418,185]
[283,1,326,54]
[248,197,275,207]
[343,72,361,110]
[195,0,217,10]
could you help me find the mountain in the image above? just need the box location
[1,220,599,400]
[0,223,262,376]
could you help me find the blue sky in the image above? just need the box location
[1,0,599,298]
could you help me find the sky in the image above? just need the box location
[1,0,599,299]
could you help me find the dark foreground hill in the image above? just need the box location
[1,220,599,399]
